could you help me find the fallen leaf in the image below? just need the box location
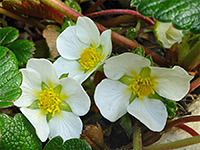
[81,124,107,150]
[42,25,60,58]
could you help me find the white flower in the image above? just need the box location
[14,58,91,142]
[54,16,112,83]
[154,21,183,48]
[94,53,193,131]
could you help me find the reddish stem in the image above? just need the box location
[188,77,200,94]
[86,9,155,26]
[176,124,199,136]
[41,0,169,66]
[101,15,136,27]
[85,0,106,14]
[164,116,200,131]
[0,7,45,29]
[43,3,64,21]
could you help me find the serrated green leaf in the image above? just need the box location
[0,113,42,150]
[0,46,22,102]
[7,39,35,66]
[44,137,92,150]
[0,101,13,108]
[0,27,19,46]
[131,0,200,34]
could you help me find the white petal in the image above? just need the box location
[104,53,151,80]
[94,79,131,122]
[54,57,94,83]
[49,111,82,141]
[20,108,49,142]
[127,98,167,131]
[154,21,183,49]
[60,78,90,116]
[100,29,112,58]
[27,58,59,86]
[76,17,100,47]
[14,69,41,107]
[173,66,193,80]
[57,26,89,60]
[151,67,192,101]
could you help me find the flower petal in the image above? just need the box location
[94,79,131,122]
[151,66,192,101]
[127,98,167,131]
[76,17,100,47]
[154,21,183,49]
[49,111,82,141]
[60,78,90,116]
[27,58,59,86]
[14,68,41,107]
[57,26,89,60]
[53,57,93,83]
[173,66,193,80]
[20,108,49,142]
[104,53,151,80]
[100,29,112,58]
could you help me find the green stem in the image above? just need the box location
[41,0,169,66]
[133,123,142,150]
[143,135,200,150]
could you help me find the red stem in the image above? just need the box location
[43,3,64,22]
[101,15,136,27]
[176,124,199,136]
[86,9,155,26]
[188,77,200,94]
[164,116,200,131]
[85,0,106,14]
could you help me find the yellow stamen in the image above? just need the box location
[129,76,158,99]
[79,46,102,71]
[38,87,62,117]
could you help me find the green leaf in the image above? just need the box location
[7,39,35,66]
[0,46,22,101]
[0,27,19,46]
[0,113,42,150]
[59,17,76,33]
[44,137,92,150]
[0,101,13,108]
[163,98,178,118]
[131,0,200,34]
[120,114,132,139]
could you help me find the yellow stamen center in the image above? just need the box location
[38,87,62,117]
[129,76,158,99]
[79,46,102,71]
